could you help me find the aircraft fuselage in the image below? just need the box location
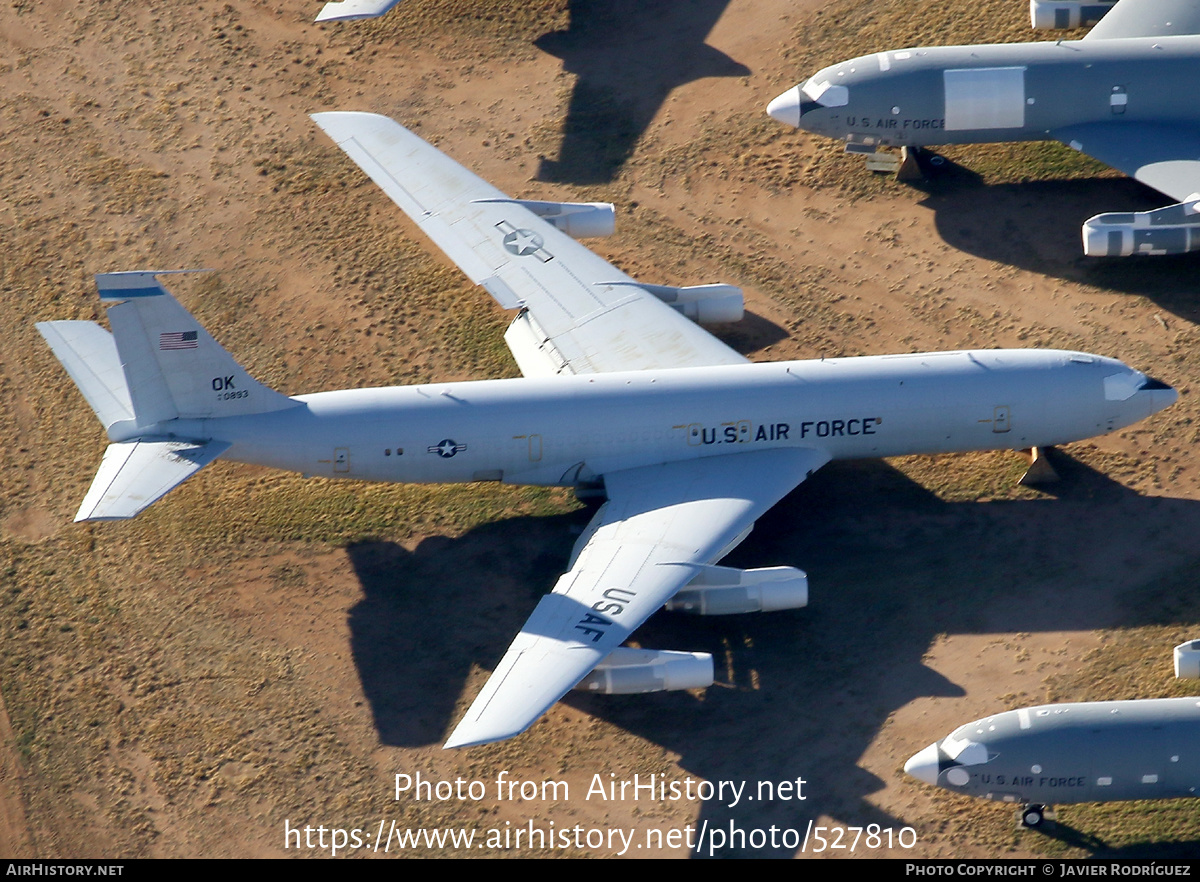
[780,36,1200,147]
[907,697,1200,806]
[142,349,1172,489]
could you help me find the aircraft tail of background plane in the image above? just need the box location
[38,271,298,521]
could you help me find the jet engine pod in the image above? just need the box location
[636,283,745,325]
[1174,640,1200,679]
[504,199,616,238]
[573,647,714,694]
[1029,0,1116,30]
[1083,200,1200,256]
[666,565,808,615]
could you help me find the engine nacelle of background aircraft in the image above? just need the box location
[1174,640,1200,679]
[573,647,714,694]
[665,565,808,615]
[507,199,616,238]
[1083,200,1200,257]
[1029,0,1117,30]
[636,283,745,325]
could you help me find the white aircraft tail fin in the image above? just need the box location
[93,271,296,425]
[40,271,298,521]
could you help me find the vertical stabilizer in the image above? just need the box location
[96,271,296,426]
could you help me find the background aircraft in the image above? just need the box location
[906,641,1200,828]
[39,112,1176,750]
[767,0,1200,257]
[1030,1,1118,31]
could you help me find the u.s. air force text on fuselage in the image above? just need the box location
[683,418,879,447]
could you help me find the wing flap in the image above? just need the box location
[1055,122,1200,202]
[444,447,831,748]
[312,112,747,375]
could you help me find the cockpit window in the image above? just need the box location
[800,79,849,108]
[1104,370,1143,401]
[941,734,989,766]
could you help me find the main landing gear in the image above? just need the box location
[1019,803,1055,829]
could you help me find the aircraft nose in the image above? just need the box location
[767,86,803,128]
[1140,375,1178,415]
[903,742,941,786]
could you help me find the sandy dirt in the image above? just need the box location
[1,0,1198,859]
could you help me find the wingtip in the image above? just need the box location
[310,110,396,137]
[314,0,402,22]
[442,718,523,750]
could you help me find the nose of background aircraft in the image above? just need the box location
[767,86,803,128]
[903,743,941,785]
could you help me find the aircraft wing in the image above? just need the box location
[315,0,402,22]
[1054,122,1200,202]
[443,447,830,748]
[1085,0,1200,38]
[312,112,748,375]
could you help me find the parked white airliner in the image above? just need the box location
[39,112,1176,749]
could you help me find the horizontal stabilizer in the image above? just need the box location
[37,321,134,431]
[75,439,231,522]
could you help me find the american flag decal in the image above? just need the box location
[159,331,198,350]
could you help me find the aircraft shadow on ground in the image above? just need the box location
[533,0,748,185]
[714,309,792,355]
[1036,819,1200,859]
[343,510,586,747]
[1095,839,1200,859]
[906,154,1200,320]
[343,452,1200,856]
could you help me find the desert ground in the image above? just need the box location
[1,0,1199,859]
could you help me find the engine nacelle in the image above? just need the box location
[638,283,745,325]
[1083,199,1200,257]
[665,565,808,615]
[573,647,713,694]
[1029,0,1116,30]
[474,198,615,238]
[1174,640,1200,680]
